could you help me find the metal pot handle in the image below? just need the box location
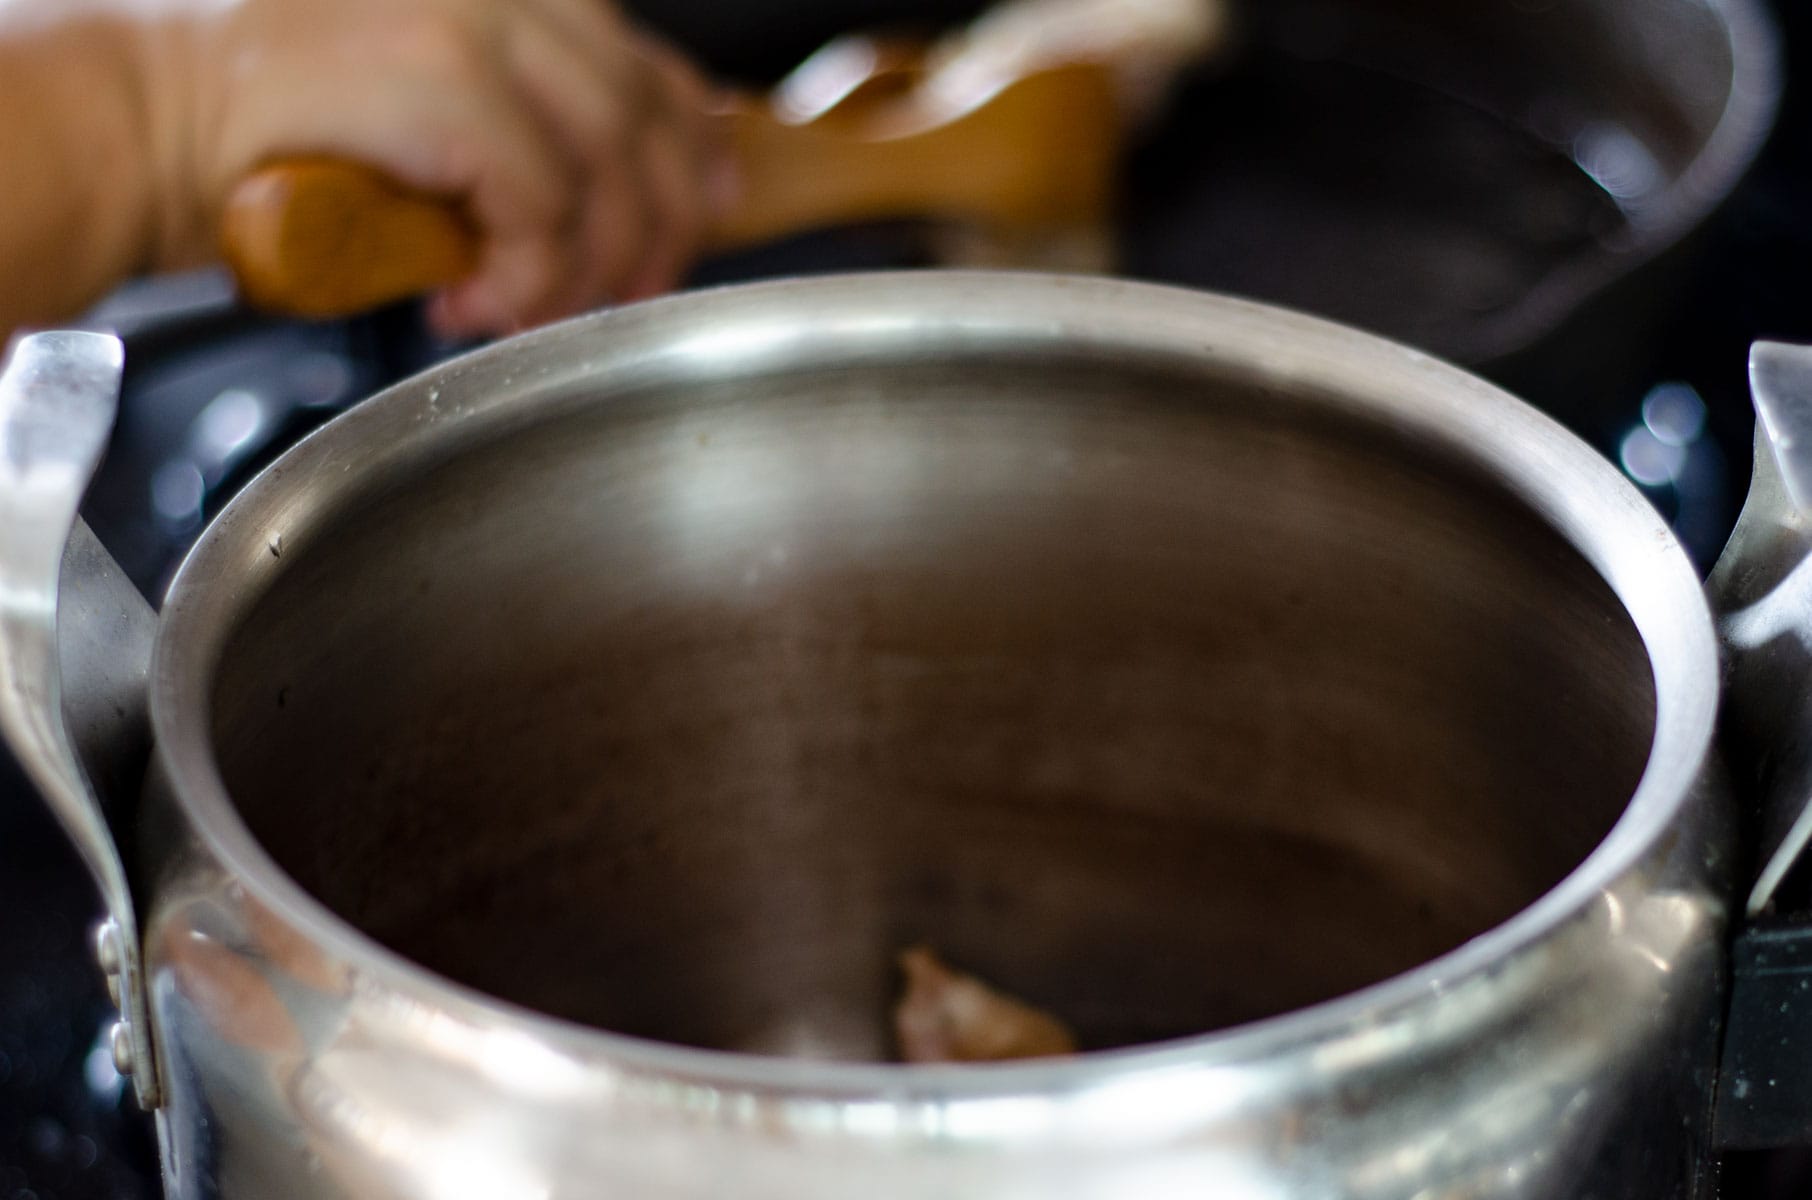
[0,332,160,1108]
[1708,341,1812,916]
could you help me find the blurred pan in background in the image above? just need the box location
[639,0,1780,445]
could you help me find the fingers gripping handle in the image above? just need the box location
[0,332,160,1108]
[222,159,479,319]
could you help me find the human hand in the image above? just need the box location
[135,0,734,336]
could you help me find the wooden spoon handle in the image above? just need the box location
[221,159,479,319]
[220,62,1118,319]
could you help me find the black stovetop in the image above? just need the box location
[5,1,1812,1195]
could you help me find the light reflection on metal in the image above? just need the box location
[365,999,597,1104]
[1602,891,1626,936]
[1573,122,1665,223]
[1069,1155,1286,1200]
[772,36,885,123]
[1721,537,1812,657]
[194,389,265,462]
[148,387,273,533]
[1065,1066,1251,1142]
[417,1133,551,1200]
[663,313,923,374]
[288,352,355,410]
[939,1094,1059,1142]
[1620,426,1688,486]
[1618,380,1729,566]
[151,462,206,529]
[1621,381,1711,490]
[1642,382,1708,447]
[83,1020,123,1099]
[1751,341,1812,514]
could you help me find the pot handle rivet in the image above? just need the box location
[94,917,122,975]
[108,1021,136,1077]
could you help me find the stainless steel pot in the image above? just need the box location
[3,272,1807,1198]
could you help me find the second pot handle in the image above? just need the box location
[0,332,160,1108]
[1710,341,1812,916]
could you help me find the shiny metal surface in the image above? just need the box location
[61,519,161,1104]
[1749,343,1812,514]
[0,333,160,1108]
[1710,342,1812,916]
[115,274,1733,1198]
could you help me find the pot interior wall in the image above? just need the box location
[209,352,1657,1058]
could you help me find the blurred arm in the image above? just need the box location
[0,8,156,333]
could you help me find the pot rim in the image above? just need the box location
[1639,0,1781,253]
[149,271,1721,1097]
[1467,0,1781,363]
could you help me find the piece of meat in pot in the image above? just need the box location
[893,945,1078,1062]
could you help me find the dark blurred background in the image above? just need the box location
[3,0,1810,1194]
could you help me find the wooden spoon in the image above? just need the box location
[220,0,1228,319]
